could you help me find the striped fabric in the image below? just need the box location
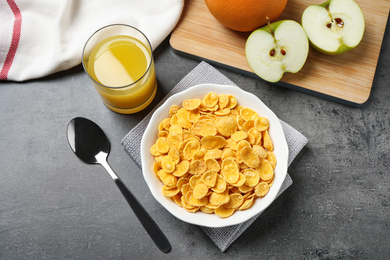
[0,0,22,80]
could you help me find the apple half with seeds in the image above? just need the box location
[245,19,309,83]
[302,0,365,55]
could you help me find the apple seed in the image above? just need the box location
[281,49,286,55]
[269,49,275,56]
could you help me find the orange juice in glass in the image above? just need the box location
[82,24,156,114]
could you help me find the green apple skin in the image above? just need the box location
[245,20,309,83]
[302,0,365,55]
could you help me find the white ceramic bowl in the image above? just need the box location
[141,84,288,227]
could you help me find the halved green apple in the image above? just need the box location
[245,20,309,83]
[302,0,365,55]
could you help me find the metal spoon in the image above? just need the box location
[67,117,171,253]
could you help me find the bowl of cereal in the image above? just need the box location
[141,84,288,227]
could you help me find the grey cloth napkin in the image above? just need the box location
[121,61,308,252]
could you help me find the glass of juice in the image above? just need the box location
[82,24,157,114]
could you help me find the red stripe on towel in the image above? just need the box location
[0,0,22,80]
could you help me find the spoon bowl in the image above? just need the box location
[67,117,171,253]
[67,117,109,164]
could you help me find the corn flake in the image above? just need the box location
[201,170,218,187]
[221,158,239,184]
[266,151,277,169]
[162,185,180,197]
[224,193,244,209]
[158,130,169,138]
[215,116,237,137]
[176,108,192,129]
[156,137,169,154]
[150,144,161,156]
[187,110,201,123]
[161,155,175,173]
[209,191,230,206]
[214,108,230,116]
[204,148,223,161]
[188,160,207,175]
[211,175,226,193]
[237,116,245,131]
[254,117,270,131]
[263,130,274,151]
[177,177,189,190]
[157,170,177,188]
[215,205,235,218]
[204,158,220,172]
[193,149,206,161]
[169,105,180,117]
[168,148,180,164]
[231,172,246,187]
[239,196,254,210]
[181,183,191,196]
[191,120,217,137]
[255,182,270,197]
[186,191,208,207]
[170,114,179,126]
[229,109,239,117]
[162,118,171,131]
[181,195,198,212]
[237,140,251,153]
[238,184,253,193]
[189,175,202,190]
[228,95,237,109]
[202,92,219,107]
[183,139,200,160]
[218,94,230,109]
[240,146,260,168]
[243,169,260,187]
[240,107,259,121]
[193,183,209,199]
[256,159,274,181]
[183,99,201,111]
[253,145,267,159]
[221,148,234,160]
[231,131,248,142]
[182,130,197,141]
[201,135,227,149]
[248,128,262,144]
[200,206,214,214]
[243,119,255,132]
[167,133,183,150]
[172,160,189,177]
[172,194,182,207]
[169,125,183,135]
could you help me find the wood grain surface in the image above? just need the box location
[170,0,390,106]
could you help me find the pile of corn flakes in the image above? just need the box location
[150,92,277,218]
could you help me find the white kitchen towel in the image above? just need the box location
[0,0,183,81]
[121,61,308,252]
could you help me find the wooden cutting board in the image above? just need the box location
[170,0,390,106]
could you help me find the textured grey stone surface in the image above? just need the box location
[0,19,389,259]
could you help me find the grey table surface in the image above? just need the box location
[1,19,389,259]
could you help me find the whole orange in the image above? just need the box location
[205,0,288,32]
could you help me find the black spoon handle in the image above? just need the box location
[115,178,172,253]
